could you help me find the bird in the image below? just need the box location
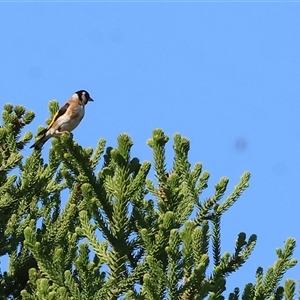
[30,90,94,150]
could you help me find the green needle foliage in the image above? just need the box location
[0,102,298,300]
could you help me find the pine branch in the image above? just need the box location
[216,172,250,215]
[212,213,221,267]
[0,116,298,300]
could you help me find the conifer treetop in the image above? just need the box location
[0,103,297,300]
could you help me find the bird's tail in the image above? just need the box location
[30,135,51,150]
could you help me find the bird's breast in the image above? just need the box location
[59,105,85,132]
[73,105,85,120]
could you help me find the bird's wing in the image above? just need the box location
[38,102,70,136]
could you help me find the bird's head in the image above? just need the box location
[74,90,94,105]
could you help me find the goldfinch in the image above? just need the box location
[30,90,94,150]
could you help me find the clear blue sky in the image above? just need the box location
[1,2,299,294]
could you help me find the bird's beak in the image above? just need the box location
[89,97,94,102]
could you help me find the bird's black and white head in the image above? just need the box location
[73,90,94,105]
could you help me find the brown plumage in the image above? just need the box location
[30,90,94,150]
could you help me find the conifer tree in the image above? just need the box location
[0,102,298,300]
